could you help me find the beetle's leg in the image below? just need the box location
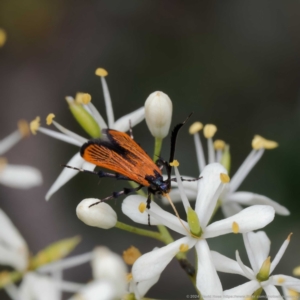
[170,176,202,183]
[146,191,152,226]
[89,184,144,207]
[128,120,134,139]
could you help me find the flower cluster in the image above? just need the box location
[2,67,299,300]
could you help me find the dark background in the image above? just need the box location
[1,1,300,298]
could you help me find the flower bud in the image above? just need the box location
[76,199,117,229]
[145,91,172,139]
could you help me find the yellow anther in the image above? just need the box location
[293,266,300,276]
[46,113,55,125]
[0,271,12,286]
[0,28,7,47]
[189,122,203,134]
[203,124,217,138]
[277,277,285,284]
[82,93,92,104]
[30,117,41,135]
[138,202,146,213]
[170,160,179,167]
[123,246,142,265]
[287,232,293,241]
[179,244,189,252]
[126,273,133,282]
[75,92,84,104]
[0,158,7,172]
[17,120,30,138]
[220,173,230,183]
[287,289,299,298]
[252,135,278,150]
[232,221,239,234]
[95,68,108,77]
[214,139,225,150]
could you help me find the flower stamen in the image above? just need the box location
[30,117,41,135]
[46,113,55,125]
[189,122,203,134]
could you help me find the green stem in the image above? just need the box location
[153,137,163,161]
[116,222,165,242]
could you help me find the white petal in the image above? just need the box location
[19,273,60,300]
[3,284,19,300]
[132,236,195,282]
[161,188,197,204]
[45,152,86,201]
[122,195,161,226]
[235,250,255,280]
[243,231,270,274]
[228,149,264,194]
[204,205,275,238]
[263,285,283,300]
[195,240,223,299]
[193,133,206,172]
[38,127,83,146]
[68,280,116,300]
[0,130,22,155]
[271,275,300,291]
[0,164,42,189]
[221,202,243,217]
[211,251,252,278]
[113,107,145,132]
[85,101,107,129]
[223,280,260,297]
[270,236,290,274]
[0,208,28,271]
[100,76,114,127]
[225,192,290,216]
[195,163,228,228]
[136,274,160,298]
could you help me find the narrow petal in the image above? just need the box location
[52,121,87,144]
[225,192,290,216]
[235,250,255,280]
[4,284,19,300]
[85,102,107,129]
[244,231,270,274]
[271,275,300,291]
[194,133,206,172]
[195,163,228,228]
[132,236,195,282]
[0,130,22,155]
[263,285,283,300]
[223,280,260,297]
[229,149,264,194]
[136,274,160,298]
[45,153,87,201]
[38,127,83,146]
[270,235,291,274]
[221,202,243,218]
[100,76,114,128]
[0,165,42,189]
[113,107,145,132]
[195,240,223,299]
[211,251,252,278]
[204,205,275,238]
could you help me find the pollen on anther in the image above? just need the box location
[138,202,146,213]
[232,222,239,234]
[95,68,108,77]
[123,246,141,265]
[46,113,55,125]
[30,117,41,135]
[214,139,225,150]
[189,122,203,134]
[277,277,285,284]
[179,244,189,252]
[287,232,293,241]
[170,160,179,167]
[252,135,278,150]
[220,173,230,183]
[18,120,30,138]
[82,93,92,104]
[126,273,133,282]
[203,124,217,138]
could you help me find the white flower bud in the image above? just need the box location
[76,199,117,229]
[145,91,173,139]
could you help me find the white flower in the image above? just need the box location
[122,163,275,299]
[30,69,145,200]
[167,126,289,217]
[76,198,117,229]
[212,231,300,298]
[69,247,128,300]
[0,121,42,189]
[145,91,173,139]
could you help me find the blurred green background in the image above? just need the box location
[1,0,300,298]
